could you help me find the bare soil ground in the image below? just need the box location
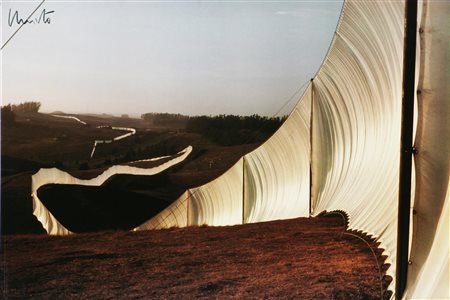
[1,215,389,299]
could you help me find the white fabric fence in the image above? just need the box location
[37,1,449,298]
[32,146,192,235]
[138,1,449,298]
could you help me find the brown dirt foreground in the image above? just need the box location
[1,215,389,299]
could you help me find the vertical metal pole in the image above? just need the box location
[396,0,417,299]
[242,156,246,225]
[309,78,314,216]
[186,190,190,226]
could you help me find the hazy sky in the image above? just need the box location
[1,0,343,117]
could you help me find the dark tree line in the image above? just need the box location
[1,104,16,126]
[140,112,286,146]
[10,101,41,113]
[141,113,189,127]
[186,114,286,146]
[186,114,284,133]
[1,101,41,126]
[2,102,42,126]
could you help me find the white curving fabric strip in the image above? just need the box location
[32,146,192,235]
[134,159,244,229]
[405,0,450,298]
[136,1,449,298]
[90,126,137,158]
[311,0,405,294]
[51,114,88,125]
[406,187,449,299]
[244,84,311,223]
[141,83,312,229]
[134,191,189,230]
[38,1,449,298]
[188,158,244,226]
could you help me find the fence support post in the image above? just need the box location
[396,0,418,298]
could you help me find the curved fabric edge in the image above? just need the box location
[405,0,450,298]
[135,158,244,229]
[406,186,449,299]
[188,158,244,226]
[133,191,189,230]
[244,83,311,223]
[32,146,192,235]
[311,1,405,296]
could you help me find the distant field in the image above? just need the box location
[1,112,189,174]
[1,112,262,234]
[2,112,271,175]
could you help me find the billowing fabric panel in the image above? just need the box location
[311,0,404,293]
[244,84,311,223]
[32,146,192,235]
[188,158,244,226]
[134,191,189,230]
[130,1,449,298]
[407,188,449,299]
[406,1,450,298]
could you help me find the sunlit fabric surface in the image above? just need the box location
[32,146,192,235]
[134,157,244,229]
[137,0,449,298]
[143,83,312,229]
[407,188,449,299]
[310,0,404,294]
[34,0,449,298]
[134,191,189,230]
[405,1,450,298]
[188,158,244,226]
[244,85,311,223]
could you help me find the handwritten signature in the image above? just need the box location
[8,8,55,27]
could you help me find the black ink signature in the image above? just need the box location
[8,8,54,27]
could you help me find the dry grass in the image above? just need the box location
[1,215,386,299]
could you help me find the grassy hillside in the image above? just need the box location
[1,112,264,234]
[1,215,389,299]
